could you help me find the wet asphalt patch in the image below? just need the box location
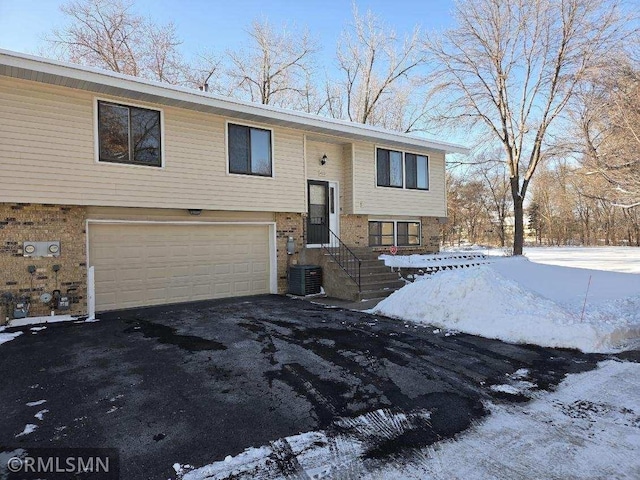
[0,295,618,479]
[123,319,227,352]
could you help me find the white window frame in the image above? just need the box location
[225,120,275,178]
[368,219,422,247]
[94,97,165,169]
[375,146,430,191]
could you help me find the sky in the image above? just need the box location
[0,0,458,65]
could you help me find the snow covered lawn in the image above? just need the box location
[525,245,640,273]
[374,253,640,353]
[439,244,640,274]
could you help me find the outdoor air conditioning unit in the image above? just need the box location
[289,265,322,296]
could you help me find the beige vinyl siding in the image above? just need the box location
[0,76,306,212]
[86,206,274,223]
[305,139,346,208]
[342,144,354,214]
[352,142,447,217]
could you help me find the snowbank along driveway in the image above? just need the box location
[0,295,619,479]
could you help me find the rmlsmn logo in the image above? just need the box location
[1,447,119,479]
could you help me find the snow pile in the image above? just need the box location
[372,258,640,353]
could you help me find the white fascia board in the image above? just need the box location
[0,49,470,155]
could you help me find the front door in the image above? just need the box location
[307,180,339,246]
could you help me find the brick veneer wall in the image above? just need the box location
[339,214,441,254]
[339,215,369,247]
[275,212,305,293]
[420,216,441,253]
[270,212,441,295]
[0,203,87,321]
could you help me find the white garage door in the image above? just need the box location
[89,223,272,312]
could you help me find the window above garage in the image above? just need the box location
[96,100,163,167]
[227,122,273,177]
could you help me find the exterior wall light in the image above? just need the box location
[321,154,327,166]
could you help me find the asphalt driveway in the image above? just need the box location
[0,295,607,479]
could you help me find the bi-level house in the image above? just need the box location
[0,49,468,319]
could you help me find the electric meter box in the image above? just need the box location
[23,241,61,257]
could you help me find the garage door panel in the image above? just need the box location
[214,264,231,275]
[146,266,168,280]
[147,287,168,302]
[90,223,271,311]
[233,263,250,274]
[252,280,268,291]
[234,280,251,294]
[192,284,211,297]
[214,283,231,295]
[252,262,268,274]
[146,245,168,259]
[95,268,117,282]
[191,265,211,277]
[191,249,211,260]
[120,288,147,305]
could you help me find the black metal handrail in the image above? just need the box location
[322,227,362,291]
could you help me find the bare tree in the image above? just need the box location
[475,161,513,247]
[45,0,190,84]
[425,0,630,254]
[226,19,317,107]
[576,57,640,208]
[182,49,225,93]
[332,7,429,131]
[46,0,142,75]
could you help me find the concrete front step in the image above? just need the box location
[320,249,404,302]
[359,272,403,282]
[360,265,396,274]
[359,281,405,292]
[359,288,397,301]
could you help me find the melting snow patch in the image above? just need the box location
[15,424,37,437]
[489,369,538,398]
[178,409,433,480]
[34,409,49,421]
[490,382,536,396]
[26,400,47,407]
[0,328,22,346]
